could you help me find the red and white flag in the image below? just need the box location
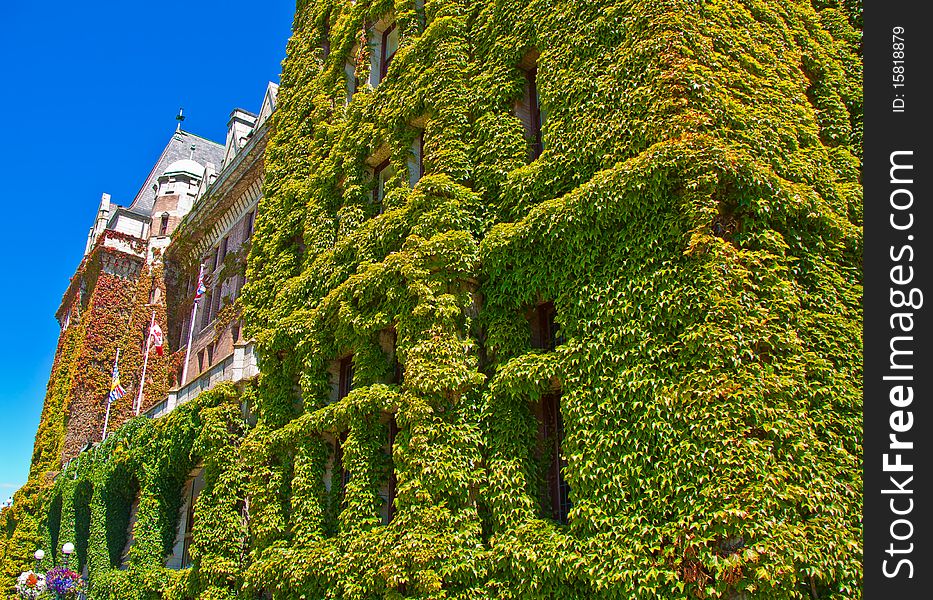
[149,321,164,356]
[194,270,207,303]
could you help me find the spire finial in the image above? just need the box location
[175,107,186,131]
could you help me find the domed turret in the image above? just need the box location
[162,158,205,179]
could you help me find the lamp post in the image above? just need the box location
[33,548,44,570]
[61,542,74,569]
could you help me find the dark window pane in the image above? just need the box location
[540,393,570,524]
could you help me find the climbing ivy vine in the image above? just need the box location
[1,0,861,598]
[240,0,861,597]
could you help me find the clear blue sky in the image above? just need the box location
[0,1,295,502]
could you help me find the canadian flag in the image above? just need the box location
[149,321,164,356]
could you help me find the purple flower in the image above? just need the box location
[45,567,84,596]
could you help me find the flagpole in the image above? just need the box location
[135,310,156,416]
[102,348,119,441]
[181,264,204,386]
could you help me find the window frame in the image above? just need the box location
[539,392,570,524]
[333,431,350,507]
[386,415,399,524]
[201,290,213,329]
[372,158,392,213]
[533,301,561,351]
[338,355,354,401]
[180,468,205,568]
[380,22,399,81]
[245,211,255,239]
[525,67,543,160]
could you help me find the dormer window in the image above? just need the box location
[159,213,170,236]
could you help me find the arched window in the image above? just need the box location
[159,212,170,236]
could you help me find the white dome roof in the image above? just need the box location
[163,158,205,178]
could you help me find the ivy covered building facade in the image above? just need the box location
[2,1,862,598]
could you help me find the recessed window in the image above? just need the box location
[515,51,544,160]
[201,291,213,328]
[245,211,255,239]
[180,316,189,348]
[211,292,221,323]
[369,20,399,87]
[532,301,562,350]
[159,212,170,236]
[180,468,206,568]
[321,16,331,60]
[197,349,204,373]
[333,432,350,508]
[338,355,354,400]
[206,343,214,366]
[538,393,570,524]
[372,159,395,213]
[408,133,424,187]
[345,61,358,103]
[120,489,141,568]
[383,416,399,524]
[381,23,399,80]
[219,236,229,263]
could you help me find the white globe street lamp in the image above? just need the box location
[61,542,74,568]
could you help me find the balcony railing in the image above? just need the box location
[145,340,258,419]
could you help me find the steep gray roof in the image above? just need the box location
[127,130,224,216]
